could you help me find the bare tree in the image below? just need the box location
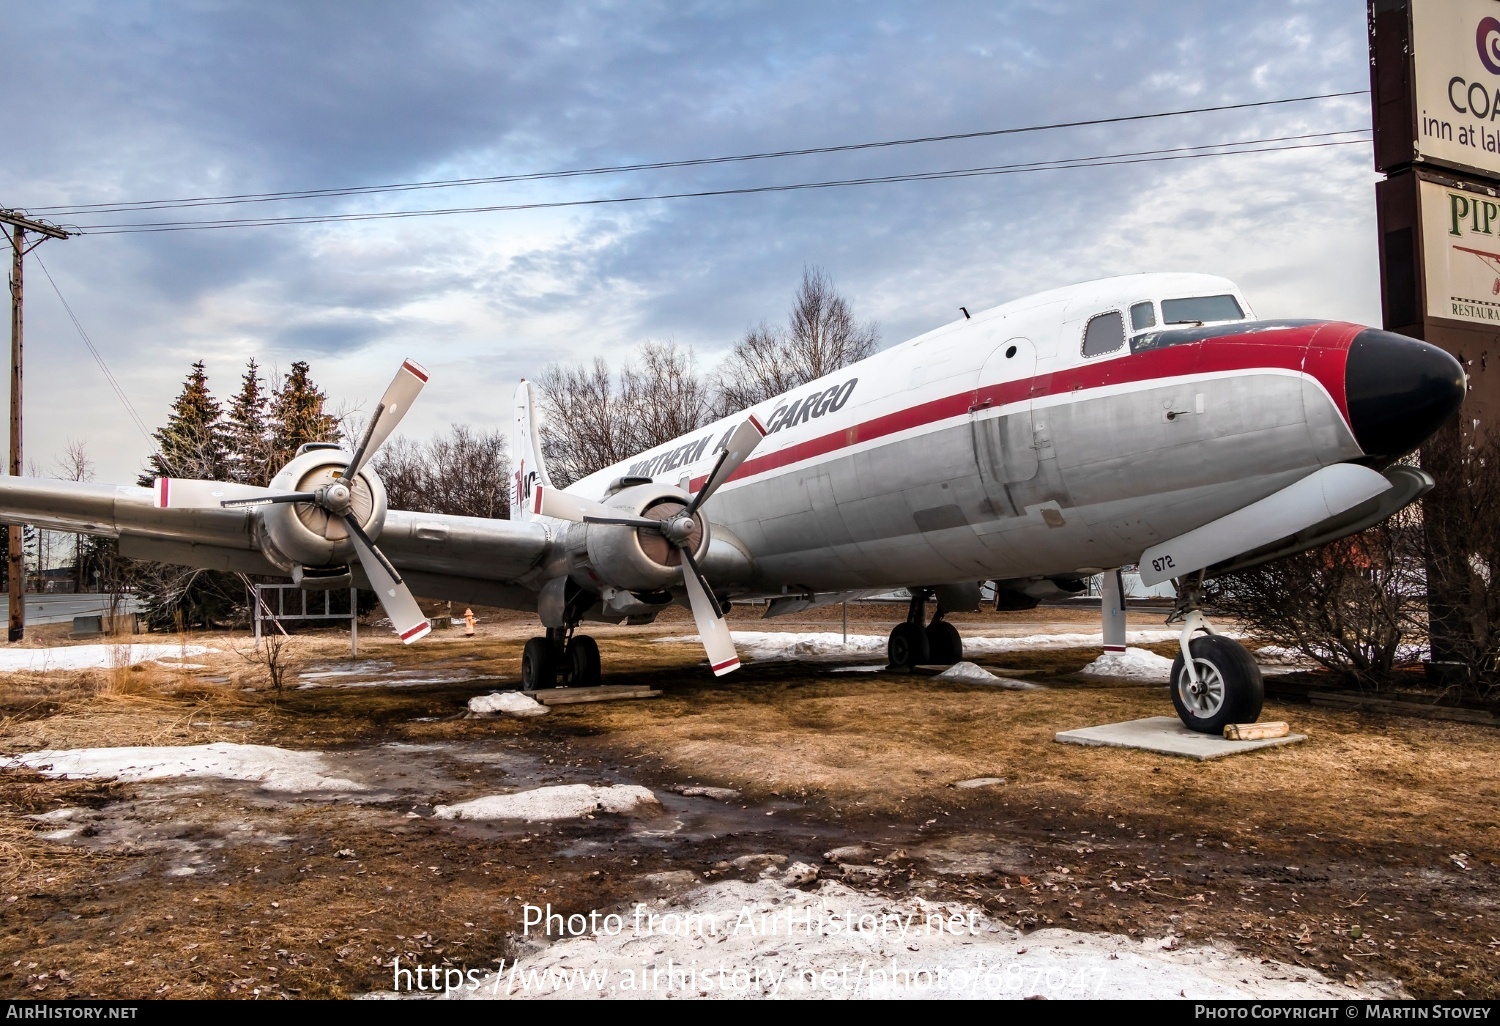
[372,424,511,518]
[53,440,95,590]
[715,266,879,413]
[1207,514,1425,690]
[1420,425,1500,698]
[537,340,713,486]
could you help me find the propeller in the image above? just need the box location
[534,413,766,676]
[153,358,433,644]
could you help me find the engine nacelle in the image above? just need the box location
[577,483,710,593]
[255,447,388,572]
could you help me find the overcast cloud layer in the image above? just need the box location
[2,0,1376,481]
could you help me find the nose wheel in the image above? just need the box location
[1167,576,1263,734]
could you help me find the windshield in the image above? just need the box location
[1161,294,1244,325]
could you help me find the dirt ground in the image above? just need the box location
[0,603,1496,999]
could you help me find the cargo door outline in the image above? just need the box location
[971,337,1038,518]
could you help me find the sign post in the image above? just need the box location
[1371,0,1500,674]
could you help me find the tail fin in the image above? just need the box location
[511,379,553,521]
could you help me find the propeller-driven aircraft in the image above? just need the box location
[0,272,1465,733]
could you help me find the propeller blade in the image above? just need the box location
[345,358,429,479]
[341,513,431,644]
[679,546,739,676]
[220,491,318,510]
[533,484,657,529]
[583,515,664,529]
[684,414,767,517]
[153,478,289,510]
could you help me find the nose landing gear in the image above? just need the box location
[1167,574,1263,734]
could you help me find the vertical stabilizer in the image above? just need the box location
[511,379,553,521]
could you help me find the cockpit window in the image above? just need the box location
[1129,301,1156,331]
[1130,318,1320,354]
[1082,310,1125,357]
[1161,294,1244,325]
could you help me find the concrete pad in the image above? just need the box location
[1055,716,1306,761]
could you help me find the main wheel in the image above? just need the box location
[564,635,601,687]
[1170,635,1264,734]
[925,620,964,664]
[521,637,557,689]
[888,621,931,669]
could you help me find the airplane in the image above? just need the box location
[0,271,1466,734]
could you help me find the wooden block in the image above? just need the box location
[1224,721,1290,741]
[525,685,662,706]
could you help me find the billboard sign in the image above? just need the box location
[1409,0,1500,177]
[1419,176,1500,323]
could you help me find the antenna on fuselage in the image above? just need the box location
[960,307,970,320]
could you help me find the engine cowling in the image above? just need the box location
[577,483,710,593]
[255,447,388,572]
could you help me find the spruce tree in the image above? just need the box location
[138,361,229,486]
[268,361,340,470]
[225,358,272,486]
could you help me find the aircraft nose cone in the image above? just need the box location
[1344,329,1466,459]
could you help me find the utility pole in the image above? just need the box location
[1,209,72,642]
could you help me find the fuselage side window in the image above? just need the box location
[1082,310,1126,357]
[1130,301,1156,331]
[1161,294,1244,325]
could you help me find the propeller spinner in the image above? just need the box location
[153,359,433,644]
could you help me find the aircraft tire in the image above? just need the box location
[522,637,558,689]
[565,635,602,687]
[1170,635,1264,734]
[888,622,930,669]
[925,621,963,664]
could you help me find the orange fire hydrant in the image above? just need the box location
[463,608,476,636]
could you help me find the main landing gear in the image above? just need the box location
[887,588,964,669]
[521,625,602,689]
[1167,574,1263,734]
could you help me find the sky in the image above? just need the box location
[1,0,1379,483]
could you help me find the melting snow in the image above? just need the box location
[453,877,1398,1000]
[433,784,659,822]
[933,662,1040,689]
[1,742,365,792]
[469,692,549,717]
[1078,648,1175,682]
[659,631,1183,664]
[0,644,214,673]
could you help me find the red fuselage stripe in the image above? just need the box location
[689,322,1359,491]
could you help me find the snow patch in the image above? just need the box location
[1,742,364,792]
[659,630,1184,664]
[933,662,1041,689]
[454,877,1397,1000]
[433,784,659,822]
[468,692,548,717]
[0,644,214,674]
[1079,647,1175,682]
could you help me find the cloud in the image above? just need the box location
[0,0,1376,480]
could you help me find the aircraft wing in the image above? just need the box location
[0,477,555,608]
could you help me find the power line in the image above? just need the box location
[32,254,153,442]
[72,129,1372,235]
[34,90,1368,218]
